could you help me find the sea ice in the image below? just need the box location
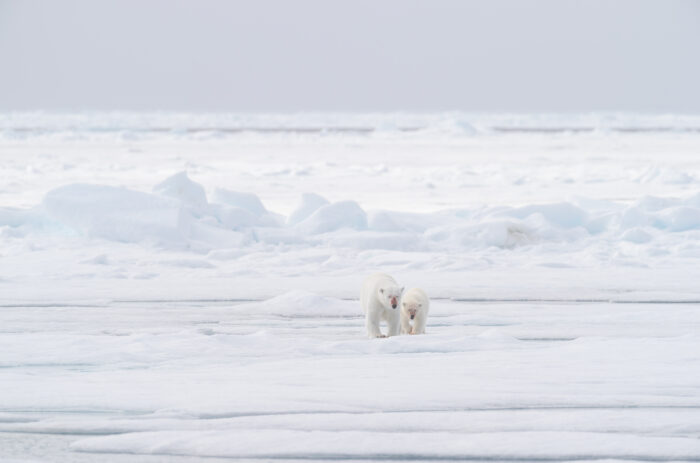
[2,112,700,461]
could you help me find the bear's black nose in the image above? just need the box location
[410,315,415,320]
[392,303,397,309]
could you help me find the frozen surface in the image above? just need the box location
[1,298,700,461]
[2,112,700,460]
[2,112,700,303]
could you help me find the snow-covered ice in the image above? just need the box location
[2,297,700,461]
[1,112,700,461]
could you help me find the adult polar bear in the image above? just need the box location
[360,273,404,338]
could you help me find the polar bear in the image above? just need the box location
[360,273,404,338]
[400,288,429,335]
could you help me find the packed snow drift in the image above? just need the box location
[3,168,700,302]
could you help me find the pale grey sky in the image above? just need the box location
[1,0,699,112]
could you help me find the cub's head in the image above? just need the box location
[378,286,404,310]
[402,300,423,320]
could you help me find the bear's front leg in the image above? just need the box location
[400,315,412,335]
[412,314,426,335]
[386,311,401,337]
[366,311,384,338]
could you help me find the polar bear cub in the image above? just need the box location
[360,273,404,338]
[401,288,430,335]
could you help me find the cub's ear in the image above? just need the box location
[418,304,422,308]
[379,288,384,294]
[402,302,406,307]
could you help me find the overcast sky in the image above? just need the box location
[1,0,699,112]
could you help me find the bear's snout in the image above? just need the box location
[410,314,415,320]
[391,296,397,309]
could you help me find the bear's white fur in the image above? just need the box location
[400,288,429,335]
[360,273,404,338]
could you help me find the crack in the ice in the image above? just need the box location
[188,404,700,420]
[6,404,700,421]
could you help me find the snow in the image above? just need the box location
[153,171,208,211]
[42,184,187,245]
[296,200,368,234]
[2,298,700,461]
[5,178,700,301]
[210,188,268,217]
[1,111,700,461]
[287,193,330,226]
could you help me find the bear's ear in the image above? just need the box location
[418,304,422,308]
[400,286,405,294]
[379,288,384,294]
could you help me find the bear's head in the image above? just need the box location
[378,286,404,310]
[401,300,423,320]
